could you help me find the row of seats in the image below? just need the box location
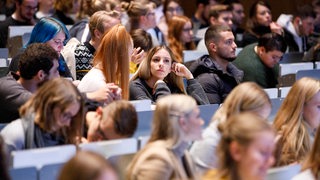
[9,127,302,180]
[134,103,219,137]
[9,137,143,180]
[6,102,219,179]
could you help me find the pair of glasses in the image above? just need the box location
[21,4,38,11]
[183,28,193,32]
[167,7,183,13]
[146,12,155,17]
[61,112,74,121]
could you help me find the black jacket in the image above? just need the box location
[188,55,243,104]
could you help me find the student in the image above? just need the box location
[189,24,243,104]
[126,94,203,180]
[69,0,121,43]
[203,112,276,180]
[78,24,131,100]
[277,4,316,52]
[158,0,184,42]
[273,77,320,166]
[292,128,320,180]
[8,17,73,78]
[242,0,283,47]
[167,15,196,63]
[52,0,76,25]
[196,4,233,51]
[190,82,271,173]
[58,151,118,180]
[121,0,156,32]
[191,0,218,34]
[129,45,209,105]
[223,0,246,47]
[130,28,153,74]
[62,10,121,80]
[122,0,164,47]
[1,78,84,157]
[233,33,287,88]
[84,100,138,142]
[0,0,38,48]
[0,43,59,123]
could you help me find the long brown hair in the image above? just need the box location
[20,78,85,145]
[130,45,186,94]
[93,24,131,100]
[246,0,272,37]
[168,15,195,63]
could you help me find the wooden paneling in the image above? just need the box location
[180,0,314,28]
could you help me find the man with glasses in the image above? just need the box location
[0,0,38,48]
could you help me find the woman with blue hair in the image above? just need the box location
[9,17,73,78]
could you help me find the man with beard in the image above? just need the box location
[0,43,59,123]
[233,33,287,88]
[189,24,243,104]
[0,0,38,48]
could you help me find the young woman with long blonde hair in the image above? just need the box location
[273,77,320,166]
[190,82,272,174]
[129,45,208,104]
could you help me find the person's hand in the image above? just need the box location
[72,80,81,86]
[270,22,283,35]
[131,47,145,65]
[153,79,166,94]
[171,62,194,79]
[75,136,88,143]
[112,87,122,101]
[313,43,320,51]
[86,83,122,104]
[154,79,165,88]
[80,137,88,143]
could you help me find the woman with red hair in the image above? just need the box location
[168,15,196,63]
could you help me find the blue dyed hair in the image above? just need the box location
[25,17,70,47]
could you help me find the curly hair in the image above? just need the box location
[19,43,59,80]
